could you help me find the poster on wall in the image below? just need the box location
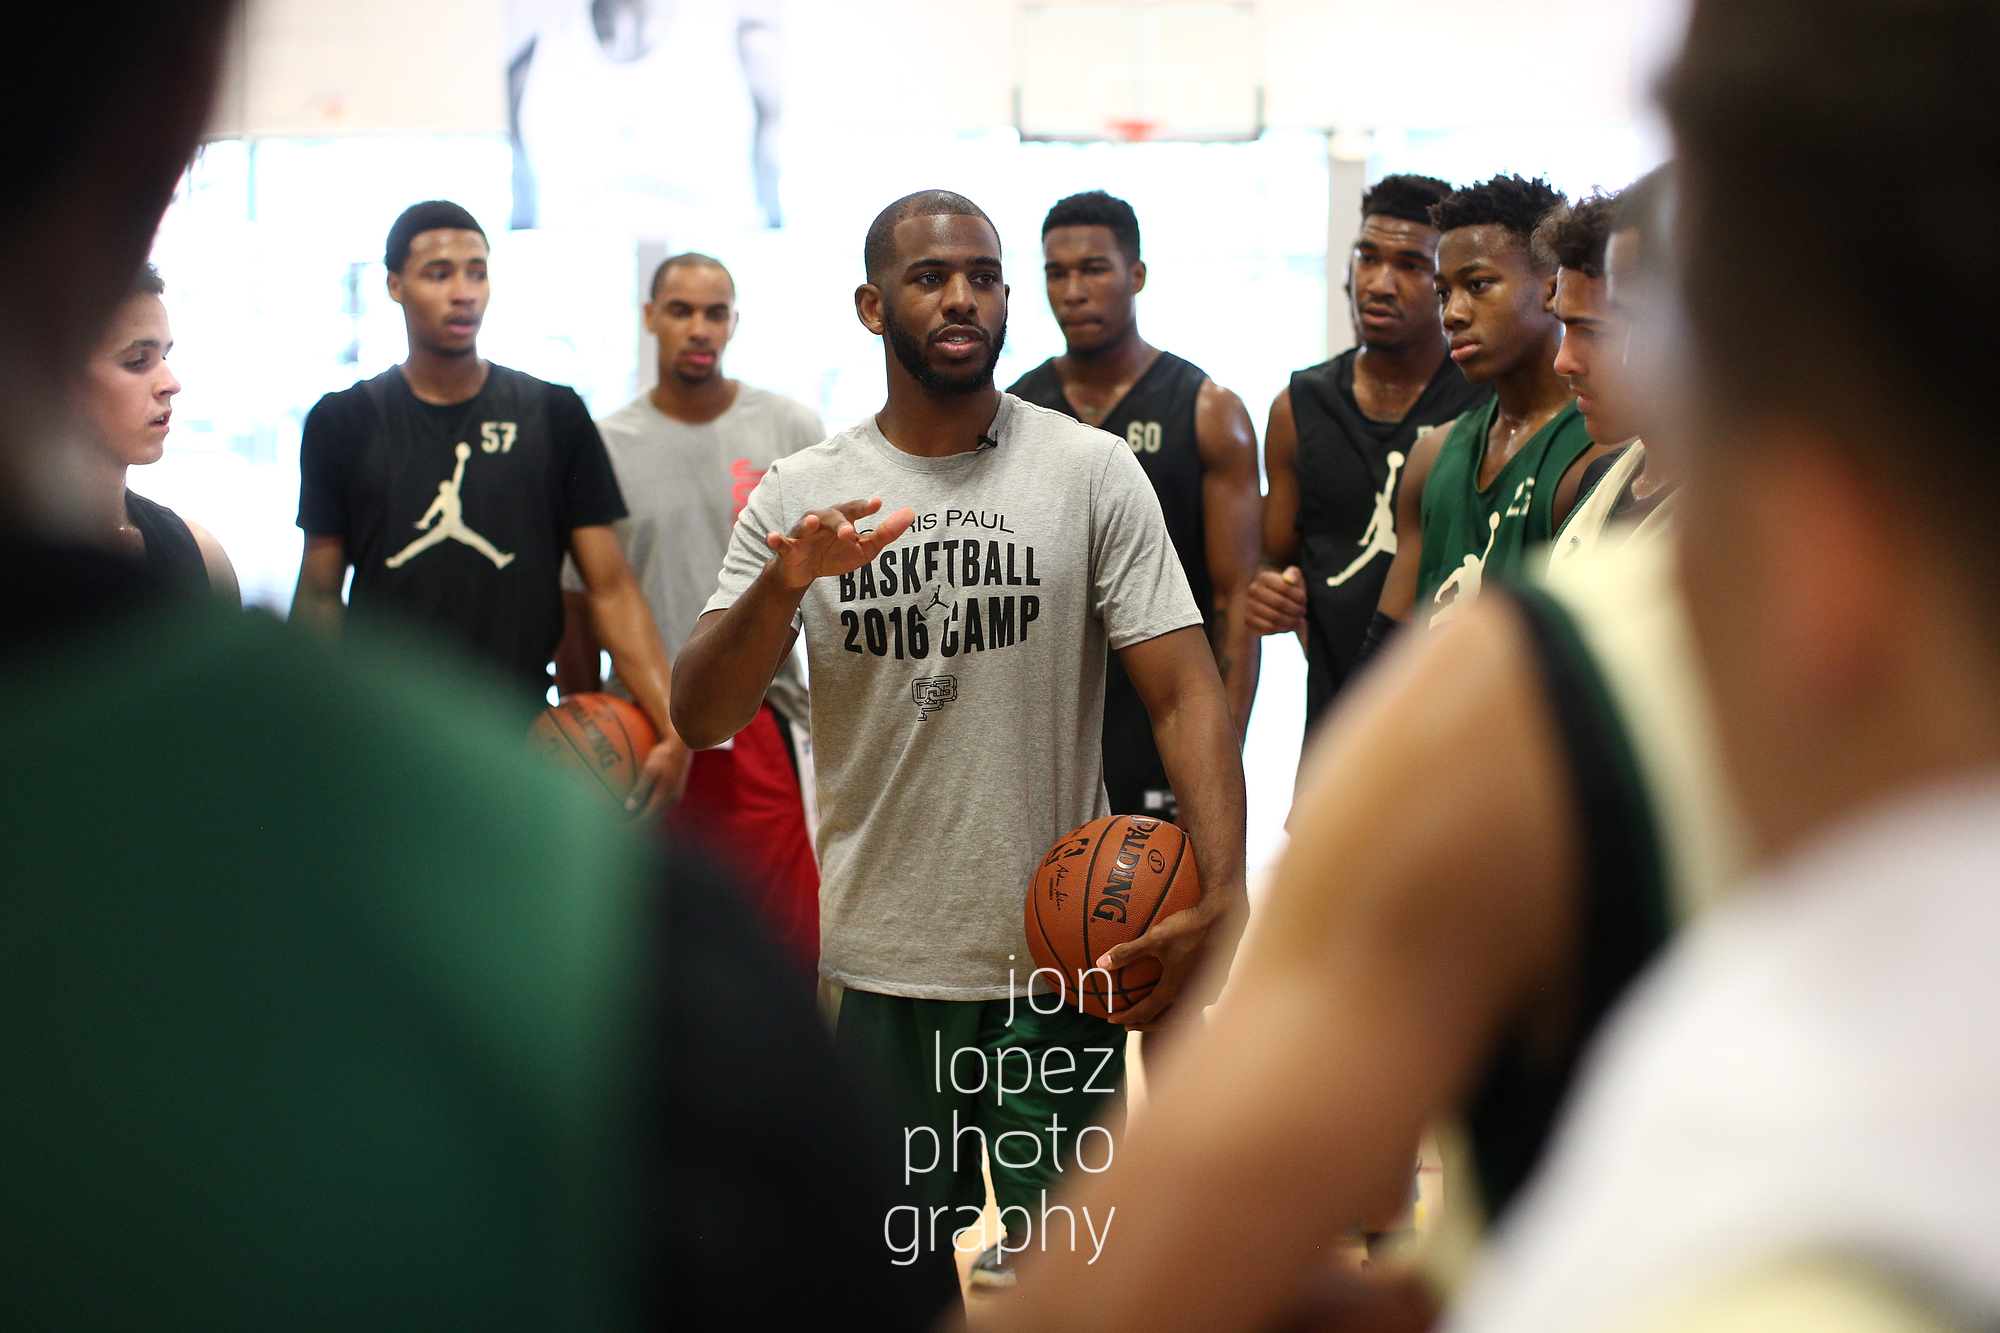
[505,0,785,235]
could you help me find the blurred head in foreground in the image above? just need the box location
[0,2,231,535]
[1665,0,2000,858]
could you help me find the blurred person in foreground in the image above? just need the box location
[79,261,236,600]
[1448,0,2000,1328]
[980,174,1744,1333]
[1247,174,1490,730]
[0,4,936,1328]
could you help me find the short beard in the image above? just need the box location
[886,314,1005,396]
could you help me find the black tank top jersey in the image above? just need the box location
[1290,350,1491,731]
[1009,351,1213,618]
[124,490,209,596]
[1008,350,1209,816]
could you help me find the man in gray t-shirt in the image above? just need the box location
[675,191,1247,1294]
[557,253,824,972]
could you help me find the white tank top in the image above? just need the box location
[515,0,761,236]
[1546,442,1675,577]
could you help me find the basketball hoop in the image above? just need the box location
[1019,4,1258,143]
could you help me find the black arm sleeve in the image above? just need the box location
[554,388,628,532]
[1353,609,1403,669]
[649,843,955,1331]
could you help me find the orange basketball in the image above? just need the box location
[1025,815,1202,1021]
[528,693,658,813]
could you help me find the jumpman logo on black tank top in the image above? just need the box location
[1288,350,1492,726]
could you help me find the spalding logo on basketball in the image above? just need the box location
[1025,814,1202,1020]
[528,692,658,815]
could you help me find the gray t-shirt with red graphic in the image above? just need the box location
[704,393,1201,999]
[567,383,822,723]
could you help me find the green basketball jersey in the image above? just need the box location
[1414,398,1593,623]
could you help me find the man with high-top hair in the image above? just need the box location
[1248,173,1491,729]
[1365,175,1613,645]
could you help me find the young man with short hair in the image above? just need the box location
[1008,190,1261,817]
[1537,190,1638,449]
[1542,172,1678,571]
[292,200,687,811]
[557,251,824,969]
[673,189,1247,1296]
[1367,176,1611,638]
[1247,174,1493,728]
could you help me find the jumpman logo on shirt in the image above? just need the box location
[1429,510,1503,626]
[386,442,516,570]
[1327,450,1405,587]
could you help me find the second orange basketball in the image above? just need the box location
[529,692,658,814]
[1025,814,1202,1021]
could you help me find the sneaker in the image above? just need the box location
[967,1242,1017,1289]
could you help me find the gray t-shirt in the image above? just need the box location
[566,383,822,724]
[705,394,1201,998]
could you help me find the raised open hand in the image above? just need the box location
[765,498,916,590]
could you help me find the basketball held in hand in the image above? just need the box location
[1026,815,1202,1020]
[528,693,658,814]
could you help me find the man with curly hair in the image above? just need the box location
[1364,175,1614,646]
[1537,189,1636,450]
[1541,172,1680,573]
